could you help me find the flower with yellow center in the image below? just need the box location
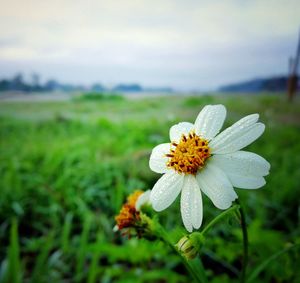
[149,105,270,232]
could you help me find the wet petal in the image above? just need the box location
[211,151,270,177]
[169,122,194,143]
[150,170,184,211]
[190,178,203,229]
[196,164,237,210]
[194,104,226,140]
[180,176,193,232]
[149,143,171,173]
[181,175,203,231]
[210,114,265,154]
[226,174,266,189]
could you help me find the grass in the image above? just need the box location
[0,93,299,282]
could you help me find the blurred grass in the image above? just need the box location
[0,93,299,282]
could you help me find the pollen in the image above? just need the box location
[166,132,210,175]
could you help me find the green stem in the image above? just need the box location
[201,204,240,235]
[157,224,207,283]
[236,200,248,283]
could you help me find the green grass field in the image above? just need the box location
[0,93,299,282]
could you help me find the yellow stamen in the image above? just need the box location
[167,132,210,175]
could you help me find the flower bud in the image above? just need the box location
[176,232,205,260]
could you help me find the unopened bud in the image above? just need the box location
[176,232,205,260]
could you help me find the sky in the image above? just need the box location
[0,0,299,91]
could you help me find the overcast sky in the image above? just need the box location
[0,0,299,90]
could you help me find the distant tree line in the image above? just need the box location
[0,72,174,93]
[0,73,94,92]
[219,76,299,92]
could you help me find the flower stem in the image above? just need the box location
[156,224,207,283]
[236,200,249,283]
[201,204,240,236]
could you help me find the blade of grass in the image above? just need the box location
[87,233,104,283]
[113,173,125,213]
[4,218,21,283]
[61,212,73,253]
[246,243,299,283]
[75,214,92,281]
[31,232,54,282]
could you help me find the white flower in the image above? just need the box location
[149,104,270,232]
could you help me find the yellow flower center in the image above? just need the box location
[166,132,210,175]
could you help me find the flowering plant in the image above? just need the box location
[115,104,271,283]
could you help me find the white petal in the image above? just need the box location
[196,164,238,210]
[210,151,270,177]
[190,179,203,229]
[180,175,203,232]
[212,123,265,154]
[169,122,194,143]
[149,143,171,173]
[180,176,192,232]
[136,190,151,210]
[194,104,227,140]
[150,170,184,212]
[210,114,264,154]
[226,174,266,189]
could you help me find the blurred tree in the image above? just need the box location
[10,73,31,91]
[0,79,9,91]
[31,72,44,91]
[91,83,105,92]
[44,79,60,91]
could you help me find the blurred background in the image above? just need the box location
[0,0,300,282]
